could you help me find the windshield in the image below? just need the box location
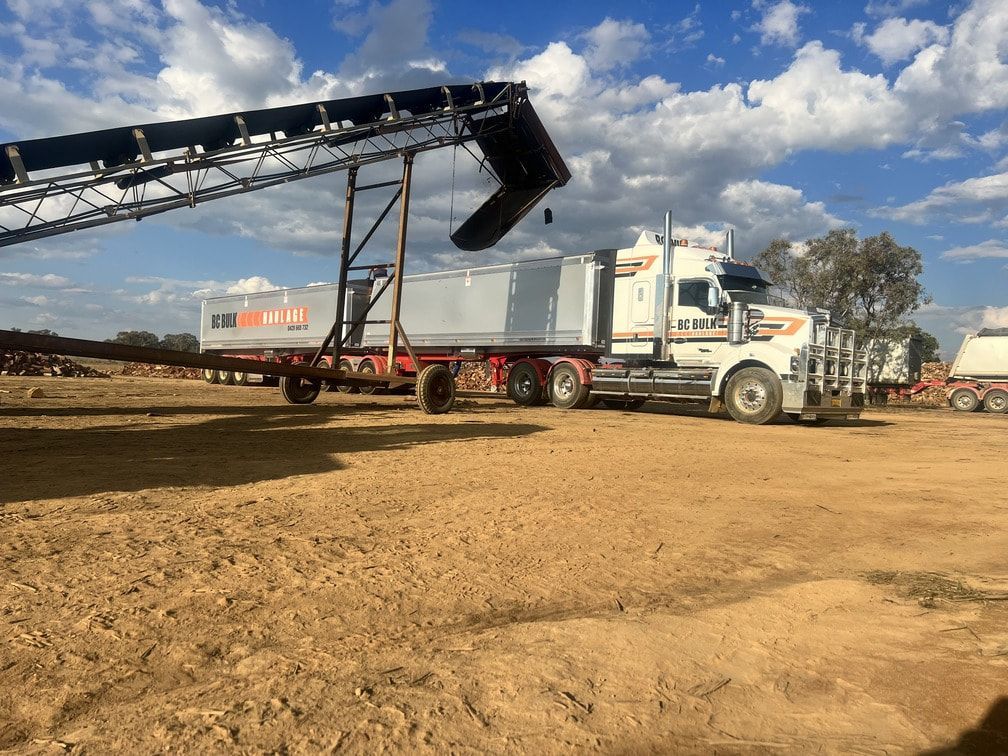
[718,275,780,305]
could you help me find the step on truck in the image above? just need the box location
[200,212,868,424]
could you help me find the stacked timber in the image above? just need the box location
[454,362,496,392]
[120,362,201,380]
[911,361,951,406]
[0,350,109,377]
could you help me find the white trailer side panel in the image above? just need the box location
[200,285,365,352]
[866,337,923,386]
[950,334,1008,380]
[360,253,615,352]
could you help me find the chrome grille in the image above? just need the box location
[808,324,866,394]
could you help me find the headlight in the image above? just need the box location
[790,356,800,373]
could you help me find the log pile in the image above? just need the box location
[120,362,202,380]
[911,361,951,406]
[0,350,109,377]
[454,362,498,392]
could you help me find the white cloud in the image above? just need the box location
[894,0,1008,117]
[864,0,929,18]
[753,1,809,47]
[0,272,73,288]
[941,239,1008,261]
[225,276,282,295]
[707,53,726,66]
[580,18,650,71]
[20,295,50,306]
[859,17,950,65]
[876,172,1008,224]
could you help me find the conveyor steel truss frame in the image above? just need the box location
[0,85,514,248]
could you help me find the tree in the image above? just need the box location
[107,330,160,349]
[753,228,930,342]
[28,328,59,336]
[159,332,199,352]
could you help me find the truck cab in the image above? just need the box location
[596,219,867,424]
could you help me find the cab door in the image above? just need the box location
[669,277,725,366]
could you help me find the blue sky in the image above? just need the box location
[1,0,1007,356]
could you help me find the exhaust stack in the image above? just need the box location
[725,228,735,259]
[657,211,674,362]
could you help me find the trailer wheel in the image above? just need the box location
[602,398,645,410]
[357,359,382,395]
[231,371,248,386]
[724,367,783,425]
[983,389,1008,414]
[416,364,455,414]
[549,364,591,409]
[334,359,358,394]
[950,388,979,412]
[506,362,543,406]
[202,368,218,384]
[280,376,321,405]
[216,369,235,385]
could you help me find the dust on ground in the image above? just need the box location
[1,375,1006,753]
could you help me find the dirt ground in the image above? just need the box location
[1,375,1006,754]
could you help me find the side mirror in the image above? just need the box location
[706,287,720,311]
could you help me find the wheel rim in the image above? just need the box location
[430,374,452,404]
[989,394,1006,411]
[736,379,767,413]
[554,372,575,400]
[516,372,534,398]
[288,378,318,401]
[954,392,974,410]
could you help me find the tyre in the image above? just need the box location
[280,376,321,405]
[549,363,591,409]
[216,369,234,385]
[506,362,543,406]
[202,368,218,384]
[602,398,645,410]
[416,364,455,414]
[950,388,979,412]
[231,371,248,386]
[983,389,1008,414]
[357,359,381,395]
[335,359,358,394]
[724,367,783,425]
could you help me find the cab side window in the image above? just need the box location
[677,280,712,309]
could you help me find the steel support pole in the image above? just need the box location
[386,154,414,371]
[330,166,358,367]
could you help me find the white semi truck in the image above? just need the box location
[201,213,867,424]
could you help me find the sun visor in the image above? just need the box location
[451,102,571,251]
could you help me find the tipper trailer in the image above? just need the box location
[905,329,1008,413]
[200,213,868,425]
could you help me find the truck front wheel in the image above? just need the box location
[507,362,543,406]
[549,364,591,409]
[724,367,783,425]
[280,376,321,405]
